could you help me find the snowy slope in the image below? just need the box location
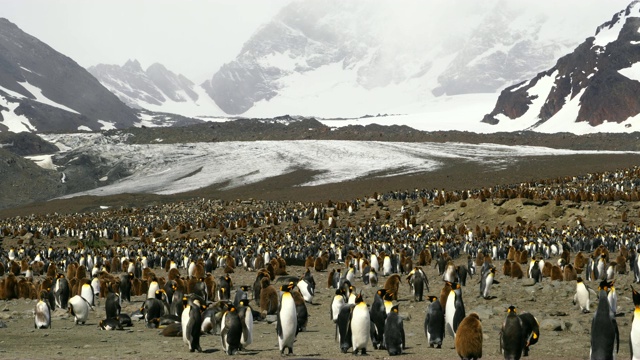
[40,133,640,199]
[206,0,631,118]
[483,1,640,133]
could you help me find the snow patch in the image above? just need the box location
[18,81,80,114]
[618,62,640,81]
[25,154,56,170]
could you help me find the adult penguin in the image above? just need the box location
[68,294,91,325]
[143,290,166,328]
[457,265,470,287]
[54,274,70,309]
[184,297,204,353]
[218,274,232,301]
[221,303,242,355]
[233,285,250,307]
[105,287,121,319]
[192,277,208,304]
[445,282,465,339]
[34,290,51,329]
[277,282,297,355]
[384,304,405,356]
[297,278,315,304]
[336,301,355,353]
[455,313,483,360]
[518,312,540,357]
[630,286,640,360]
[408,267,429,302]
[351,292,370,355]
[80,283,94,307]
[331,288,346,323]
[425,295,445,348]
[607,280,618,316]
[590,280,619,359]
[237,299,254,350]
[480,267,498,300]
[98,318,123,331]
[119,273,133,303]
[370,288,388,349]
[500,306,526,360]
[147,279,159,300]
[573,277,591,313]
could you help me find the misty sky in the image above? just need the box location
[0,0,633,84]
[1,0,291,82]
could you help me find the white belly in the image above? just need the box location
[351,305,370,350]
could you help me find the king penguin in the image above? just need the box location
[383,304,405,356]
[277,283,298,355]
[184,297,204,352]
[297,278,315,304]
[369,288,388,349]
[425,295,445,348]
[455,313,483,360]
[590,280,619,359]
[351,292,371,355]
[237,299,254,350]
[480,266,497,299]
[518,312,540,357]
[68,294,91,325]
[630,286,640,360]
[331,288,346,323]
[500,306,526,360]
[573,277,590,313]
[445,282,465,340]
[34,290,51,329]
[220,303,243,355]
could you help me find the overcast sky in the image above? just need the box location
[1,0,291,82]
[0,0,633,84]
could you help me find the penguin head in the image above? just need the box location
[576,277,583,283]
[376,288,387,297]
[228,304,237,313]
[354,292,364,304]
[632,286,640,307]
[598,280,610,292]
[239,299,250,307]
[383,292,394,301]
[391,304,399,313]
[506,305,517,314]
[427,296,438,303]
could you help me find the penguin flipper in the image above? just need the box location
[492,280,500,285]
[276,312,283,338]
[614,318,619,354]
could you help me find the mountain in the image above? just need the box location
[202,0,629,118]
[0,18,138,133]
[482,1,640,131]
[88,60,226,118]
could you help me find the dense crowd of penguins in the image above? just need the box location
[2,166,640,358]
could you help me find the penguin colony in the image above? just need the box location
[4,166,640,357]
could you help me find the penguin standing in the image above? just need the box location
[480,267,497,299]
[185,298,204,352]
[443,260,457,282]
[351,292,371,355]
[143,290,166,328]
[607,280,618,316]
[500,306,526,360]
[573,277,590,313]
[336,302,355,353]
[220,303,243,355]
[518,312,540,357]
[630,286,640,360]
[383,304,405,356]
[408,267,429,302]
[237,299,254,350]
[455,313,483,360]
[277,283,298,355]
[590,280,619,359]
[105,287,121,319]
[331,288,346,323]
[68,294,91,325]
[369,289,388,349]
[369,268,378,287]
[218,275,232,301]
[425,295,445,348]
[54,274,70,309]
[233,285,250,307]
[445,282,465,339]
[34,290,51,329]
